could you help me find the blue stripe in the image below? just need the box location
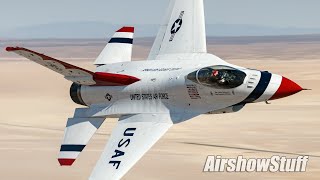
[240,71,272,103]
[109,38,133,44]
[60,145,86,152]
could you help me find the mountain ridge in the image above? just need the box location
[2,21,320,39]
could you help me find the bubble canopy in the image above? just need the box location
[187,65,247,89]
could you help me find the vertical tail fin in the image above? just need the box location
[147,0,207,60]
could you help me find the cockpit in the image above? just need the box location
[186,65,246,89]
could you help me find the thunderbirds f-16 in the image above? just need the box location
[6,0,305,179]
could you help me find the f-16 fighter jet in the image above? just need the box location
[6,0,305,179]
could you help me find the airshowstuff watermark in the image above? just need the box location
[203,155,309,172]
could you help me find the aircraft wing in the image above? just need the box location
[89,113,173,180]
[148,0,207,60]
[6,47,140,86]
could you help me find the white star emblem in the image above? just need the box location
[172,21,181,32]
[171,19,182,34]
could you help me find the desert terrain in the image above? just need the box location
[0,35,319,180]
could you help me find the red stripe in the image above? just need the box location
[93,72,140,86]
[58,158,76,166]
[6,47,18,51]
[116,26,134,33]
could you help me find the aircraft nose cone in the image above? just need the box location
[270,76,303,100]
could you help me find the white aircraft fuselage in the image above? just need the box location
[72,54,302,124]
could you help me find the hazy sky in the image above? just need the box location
[1,0,320,29]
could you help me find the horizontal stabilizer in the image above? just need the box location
[6,47,140,86]
[94,26,134,65]
[58,108,106,166]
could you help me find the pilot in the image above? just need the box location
[212,70,225,84]
[208,70,219,83]
[211,70,226,85]
[212,70,219,77]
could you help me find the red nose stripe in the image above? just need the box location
[58,158,76,166]
[270,76,303,100]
